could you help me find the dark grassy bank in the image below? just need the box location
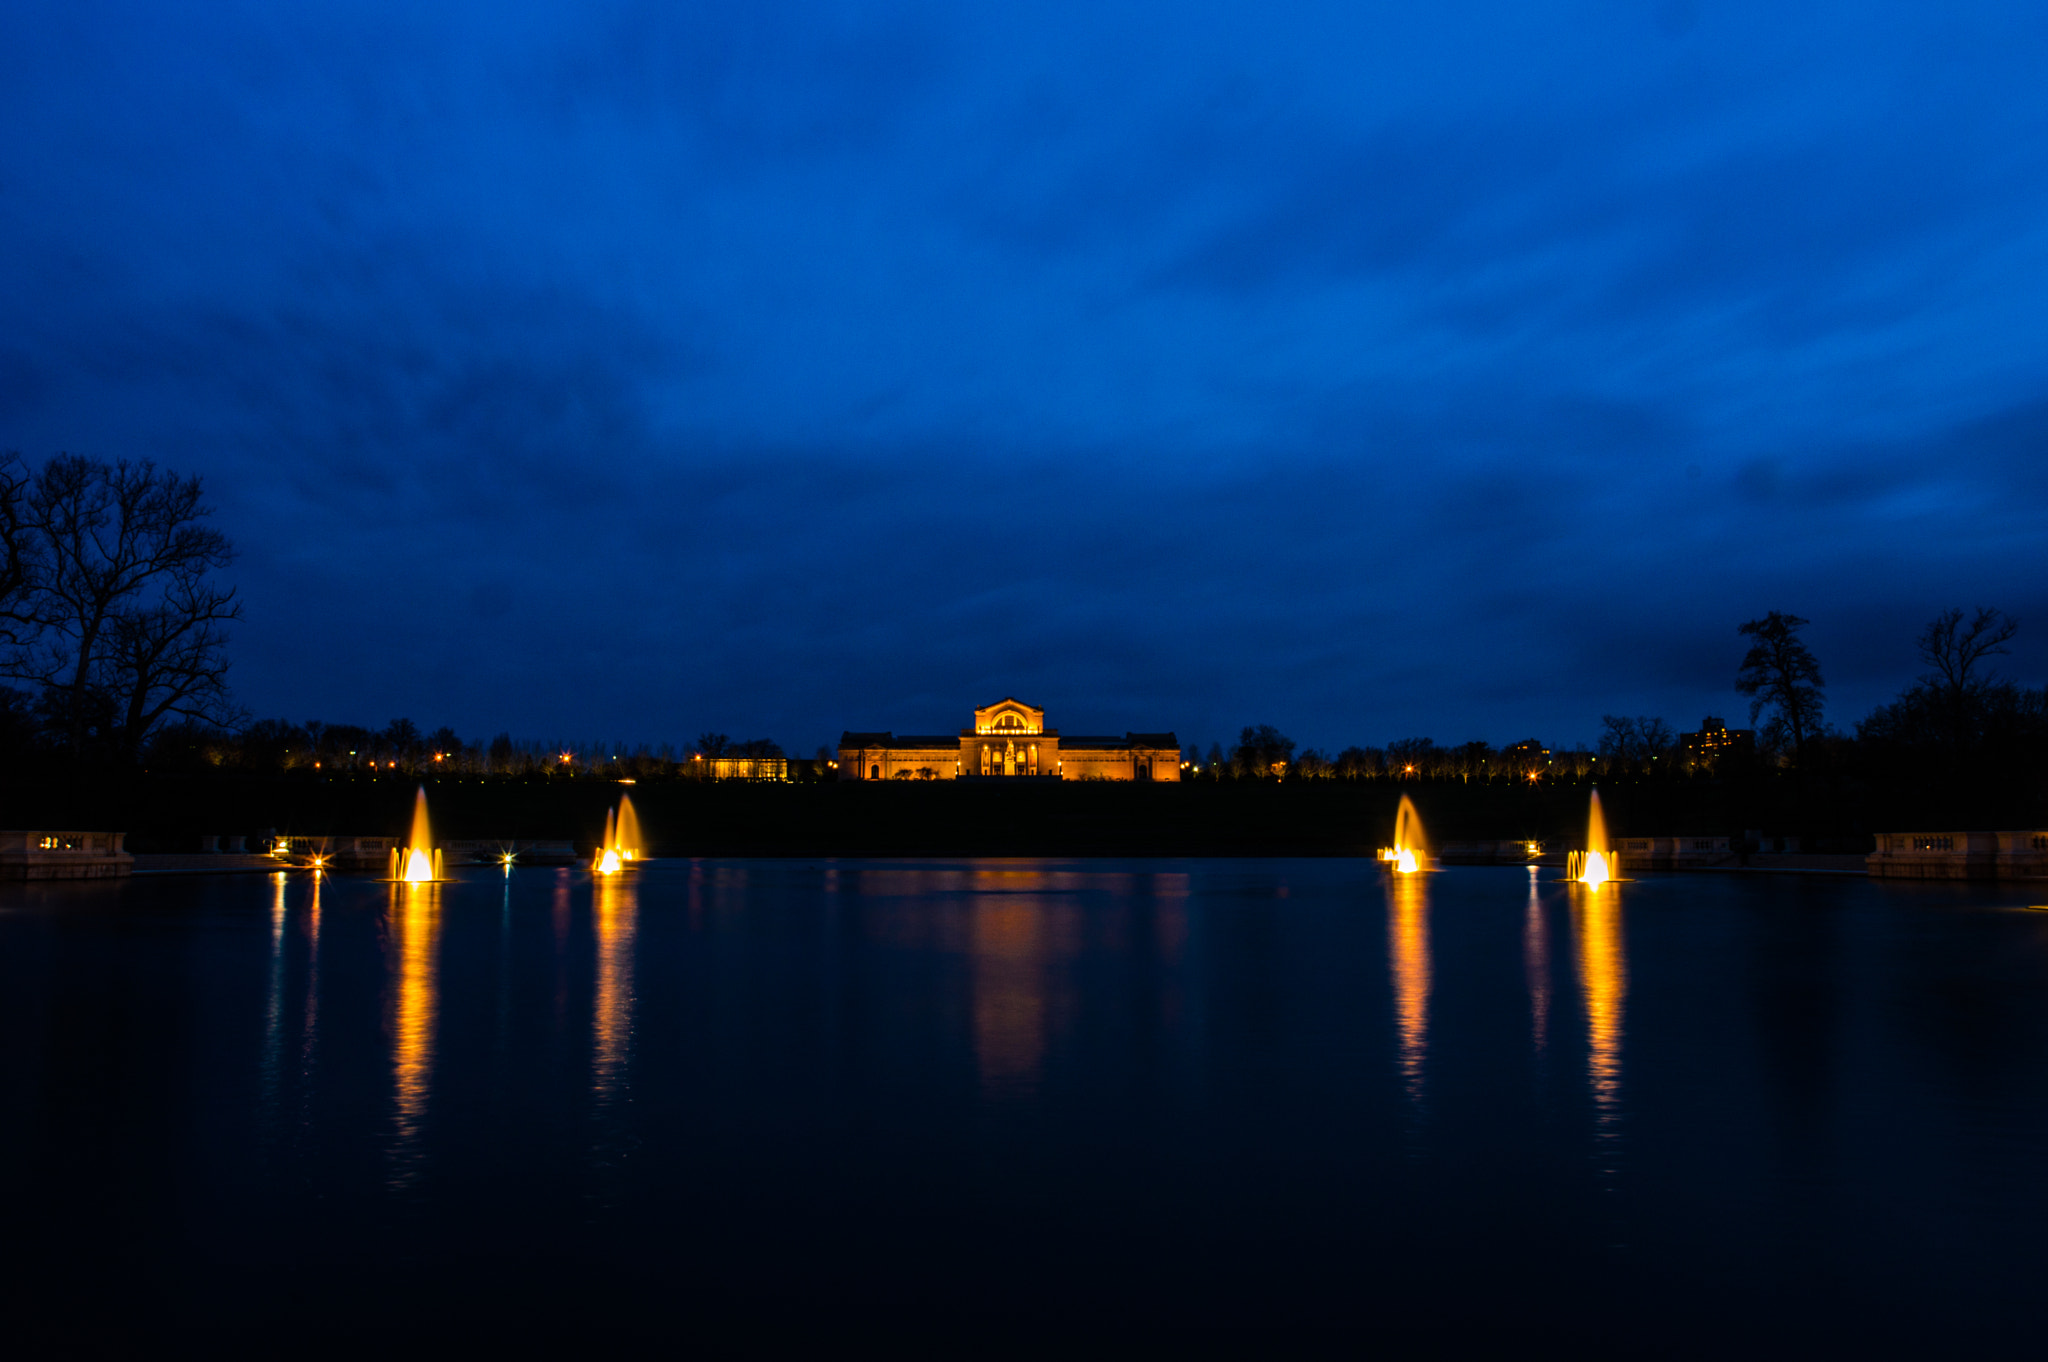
[6,765,2025,856]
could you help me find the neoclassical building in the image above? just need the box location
[839,698,1179,781]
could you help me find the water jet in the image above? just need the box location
[593,794,643,876]
[1566,790,1621,887]
[1378,794,1429,874]
[385,787,446,883]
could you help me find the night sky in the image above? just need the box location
[4,2,2046,756]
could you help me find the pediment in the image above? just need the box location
[973,696,1045,734]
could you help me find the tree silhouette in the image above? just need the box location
[6,455,241,759]
[1232,724,1295,779]
[1735,611,1825,764]
[1918,606,2017,754]
[1598,715,1675,773]
[0,453,36,652]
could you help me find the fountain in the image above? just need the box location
[616,795,642,862]
[386,786,445,883]
[1378,794,1428,873]
[1566,789,1615,888]
[593,794,642,876]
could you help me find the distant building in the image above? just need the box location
[689,755,788,781]
[839,697,1179,781]
[1501,739,1550,775]
[1679,716,1753,771]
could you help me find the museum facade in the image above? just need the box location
[838,698,1180,781]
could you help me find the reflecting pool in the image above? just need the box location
[4,859,2046,1353]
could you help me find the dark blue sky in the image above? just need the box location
[4,2,2046,756]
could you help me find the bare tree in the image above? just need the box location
[0,453,39,653]
[1385,736,1437,778]
[9,455,241,759]
[1735,611,1825,764]
[1918,606,2016,696]
[102,571,244,760]
[1917,606,2018,753]
[1600,715,1676,773]
[1597,714,1641,768]
[1334,745,1382,779]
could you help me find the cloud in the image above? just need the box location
[1,1,2045,753]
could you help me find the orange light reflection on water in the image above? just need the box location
[301,872,322,1085]
[261,872,289,1112]
[388,883,441,1169]
[971,868,1052,1096]
[1573,885,1626,1139]
[1525,867,1549,1054]
[593,875,639,1104]
[1388,871,1431,1107]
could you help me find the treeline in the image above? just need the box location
[1184,721,1686,783]
[6,447,2042,829]
[1189,610,2048,822]
[0,453,802,777]
[136,718,792,780]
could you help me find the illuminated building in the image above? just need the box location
[838,697,1180,781]
[1501,738,1550,777]
[1678,716,1754,771]
[688,754,788,781]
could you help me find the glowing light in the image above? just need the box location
[592,793,642,876]
[1569,790,1614,888]
[392,786,439,883]
[1379,794,1427,874]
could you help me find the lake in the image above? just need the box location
[4,859,2045,1355]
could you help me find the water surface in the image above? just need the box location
[5,859,2045,1354]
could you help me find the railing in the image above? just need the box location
[4,831,127,855]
